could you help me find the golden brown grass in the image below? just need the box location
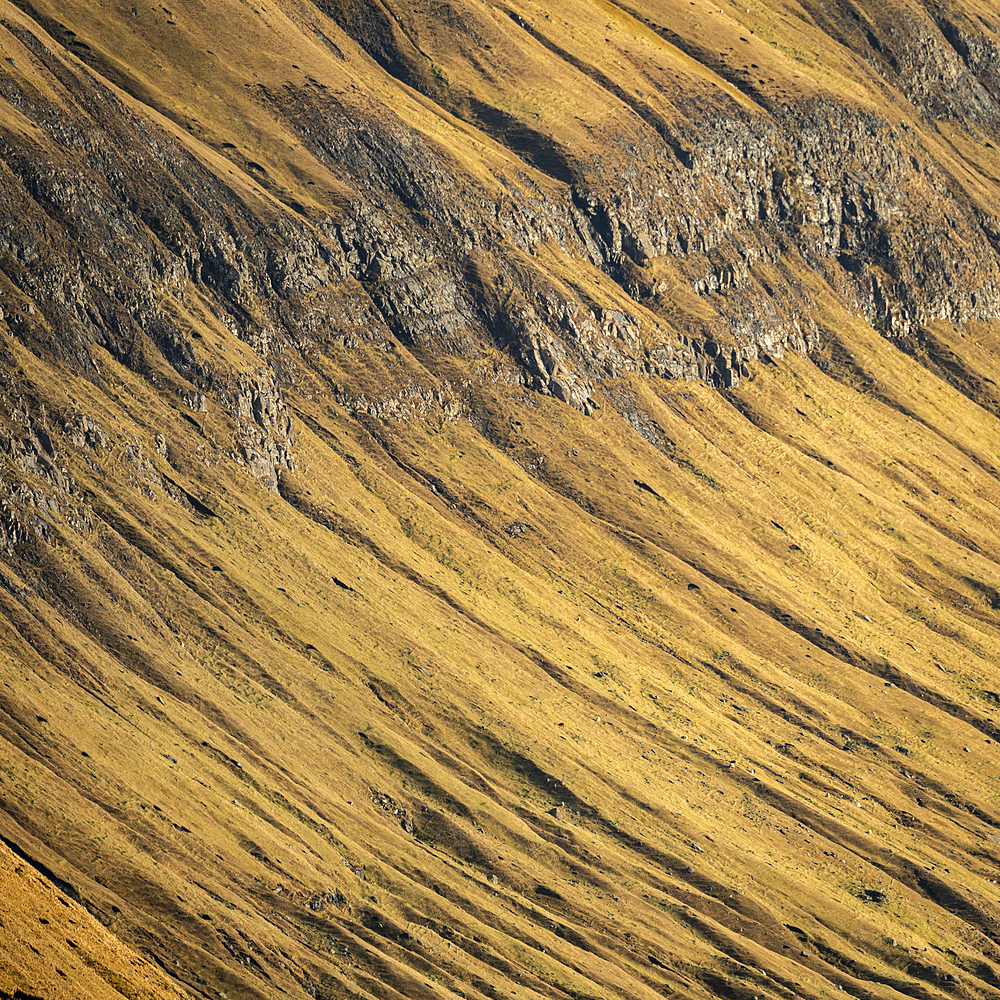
[6,291,1000,996]
[3,1,1000,998]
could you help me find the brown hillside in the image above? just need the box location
[3,1,1000,998]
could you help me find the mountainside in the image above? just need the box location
[4,1,1000,998]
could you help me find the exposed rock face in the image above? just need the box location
[2,0,1000,469]
[216,369,296,491]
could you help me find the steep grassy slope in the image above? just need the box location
[3,2,1000,999]
[0,839,190,1000]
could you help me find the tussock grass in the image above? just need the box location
[4,1,1000,998]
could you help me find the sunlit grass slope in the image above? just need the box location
[0,839,190,1000]
[2,0,1000,999]
[5,294,1000,998]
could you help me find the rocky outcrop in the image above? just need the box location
[1,0,1000,478]
[217,369,297,491]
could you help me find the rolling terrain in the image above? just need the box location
[4,1,1000,998]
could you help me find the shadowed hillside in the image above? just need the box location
[3,1,1000,998]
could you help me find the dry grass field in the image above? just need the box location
[3,1,1000,998]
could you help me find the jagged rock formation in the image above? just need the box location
[4,2,1000,999]
[4,0,1000,434]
